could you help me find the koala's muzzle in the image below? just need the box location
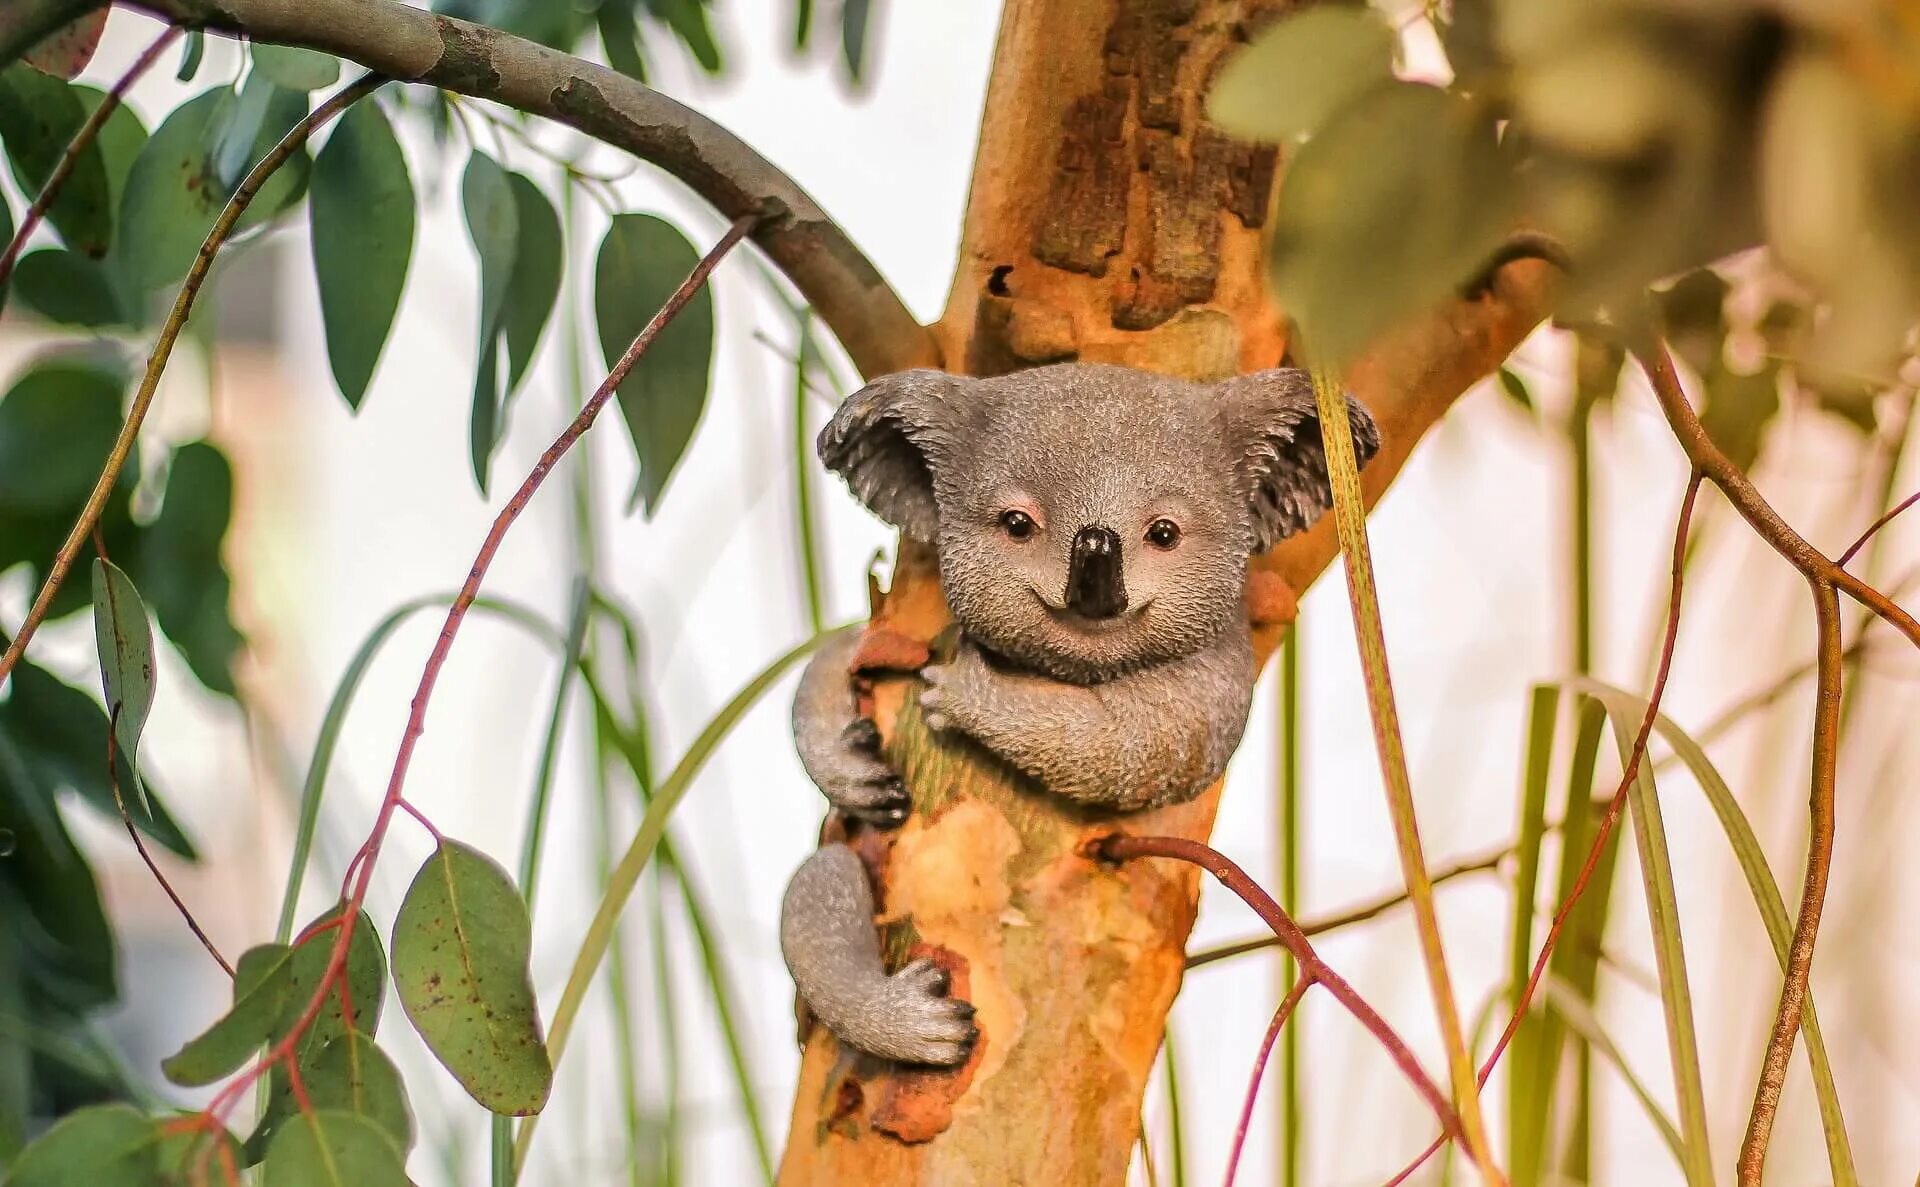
[1065,526,1127,619]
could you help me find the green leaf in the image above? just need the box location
[1653,268,1729,378]
[503,172,562,397]
[0,726,118,1007]
[0,360,122,514]
[1269,82,1513,367]
[311,101,414,410]
[392,840,552,1115]
[135,442,244,696]
[12,249,132,327]
[253,46,342,92]
[88,559,155,813]
[794,0,815,48]
[176,32,206,82]
[160,943,295,1087]
[1497,367,1536,416]
[651,0,723,73]
[460,151,518,491]
[598,2,649,82]
[1206,6,1397,142]
[0,66,112,257]
[1698,365,1780,473]
[840,0,871,83]
[21,10,106,80]
[593,213,715,516]
[0,1103,149,1186]
[302,1029,414,1153]
[1539,975,1687,1167]
[261,1110,411,1187]
[151,1116,244,1184]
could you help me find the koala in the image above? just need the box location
[781,362,1379,1066]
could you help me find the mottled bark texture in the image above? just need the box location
[778,1,1555,1182]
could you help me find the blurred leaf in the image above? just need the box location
[299,1029,414,1153]
[503,172,562,397]
[0,1102,151,1185]
[1514,31,1686,160]
[252,46,341,92]
[21,10,107,80]
[160,944,295,1087]
[839,0,871,83]
[311,102,414,410]
[0,724,118,1008]
[261,1109,410,1186]
[460,150,517,491]
[1497,366,1535,416]
[648,0,723,73]
[392,840,552,1116]
[1813,384,1877,435]
[1440,0,1502,90]
[1699,366,1780,473]
[211,74,274,189]
[1653,269,1729,378]
[13,249,132,327]
[594,213,714,516]
[0,66,113,258]
[0,661,191,859]
[793,0,814,49]
[175,32,205,82]
[135,442,244,696]
[151,1116,243,1183]
[88,559,155,813]
[1540,975,1687,1166]
[1270,82,1513,367]
[598,2,648,82]
[0,361,121,514]
[1207,6,1396,142]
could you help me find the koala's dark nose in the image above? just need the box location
[1065,526,1127,619]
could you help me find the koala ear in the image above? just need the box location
[818,369,972,542]
[1217,367,1382,552]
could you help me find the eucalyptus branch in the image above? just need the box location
[0,74,386,690]
[126,0,935,379]
[1837,488,1920,568]
[0,24,180,289]
[1092,834,1465,1147]
[1224,973,1309,1187]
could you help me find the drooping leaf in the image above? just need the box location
[12,249,132,327]
[0,727,118,1007]
[593,213,715,516]
[839,0,871,83]
[1207,6,1397,142]
[391,840,552,1115]
[793,0,815,49]
[211,74,274,190]
[135,442,244,695]
[150,1116,244,1184]
[0,65,113,258]
[252,46,341,92]
[176,31,205,82]
[0,361,121,514]
[1497,367,1536,416]
[503,172,562,397]
[1269,82,1514,367]
[598,2,649,81]
[88,559,155,813]
[74,84,151,258]
[260,1110,410,1187]
[0,1103,150,1186]
[287,1029,413,1153]
[310,101,414,410]
[650,0,723,73]
[21,10,108,80]
[460,150,518,490]
[1698,365,1780,473]
[1653,268,1729,378]
[160,944,295,1087]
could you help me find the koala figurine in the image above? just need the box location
[781,362,1379,1066]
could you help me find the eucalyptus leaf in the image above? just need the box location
[0,66,112,257]
[598,1,648,81]
[840,0,871,82]
[13,249,130,327]
[392,840,552,1115]
[135,442,245,696]
[160,944,295,1087]
[261,1110,411,1187]
[0,361,123,514]
[253,45,342,91]
[176,31,205,82]
[20,10,106,79]
[503,172,563,397]
[311,101,415,410]
[0,1103,153,1186]
[460,151,518,490]
[249,1027,413,1156]
[1207,6,1396,142]
[593,213,714,516]
[88,559,155,813]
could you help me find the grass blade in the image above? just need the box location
[1541,975,1687,1165]
[1277,629,1304,1187]
[1503,685,1560,1177]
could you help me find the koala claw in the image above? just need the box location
[810,718,910,825]
[877,959,979,1066]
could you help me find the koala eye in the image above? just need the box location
[999,509,1037,540]
[1145,518,1182,550]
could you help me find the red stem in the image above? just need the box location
[1224,973,1310,1187]
[1837,487,1920,568]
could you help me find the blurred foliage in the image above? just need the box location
[1212,0,1920,380]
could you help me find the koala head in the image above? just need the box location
[820,363,1380,684]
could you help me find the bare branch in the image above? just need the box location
[127,0,935,379]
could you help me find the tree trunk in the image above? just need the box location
[777,1,1554,1181]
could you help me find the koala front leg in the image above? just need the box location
[780,843,978,1065]
[922,632,1255,811]
[793,627,910,825]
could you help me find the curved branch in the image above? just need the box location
[128,0,935,379]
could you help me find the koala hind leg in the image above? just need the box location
[780,843,977,1066]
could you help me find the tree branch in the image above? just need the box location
[125,0,936,379]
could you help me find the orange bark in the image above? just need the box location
[778,1,1554,1180]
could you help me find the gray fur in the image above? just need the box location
[782,362,1378,1066]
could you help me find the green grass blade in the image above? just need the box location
[1442,982,1511,1187]
[517,627,840,1170]
[792,307,826,635]
[1277,628,1303,1187]
[1164,1026,1187,1187]
[1541,975,1687,1165]
[1504,685,1559,1177]
[518,578,594,912]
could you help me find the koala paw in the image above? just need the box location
[817,718,911,827]
[871,958,978,1067]
[919,642,990,736]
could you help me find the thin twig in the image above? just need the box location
[1093,834,1464,1144]
[194,213,757,1144]
[1837,488,1920,568]
[106,705,232,978]
[0,74,387,691]
[0,25,181,288]
[1224,973,1310,1187]
[1386,469,1702,1187]
[1187,841,1513,969]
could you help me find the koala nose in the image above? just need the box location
[1065,526,1127,619]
